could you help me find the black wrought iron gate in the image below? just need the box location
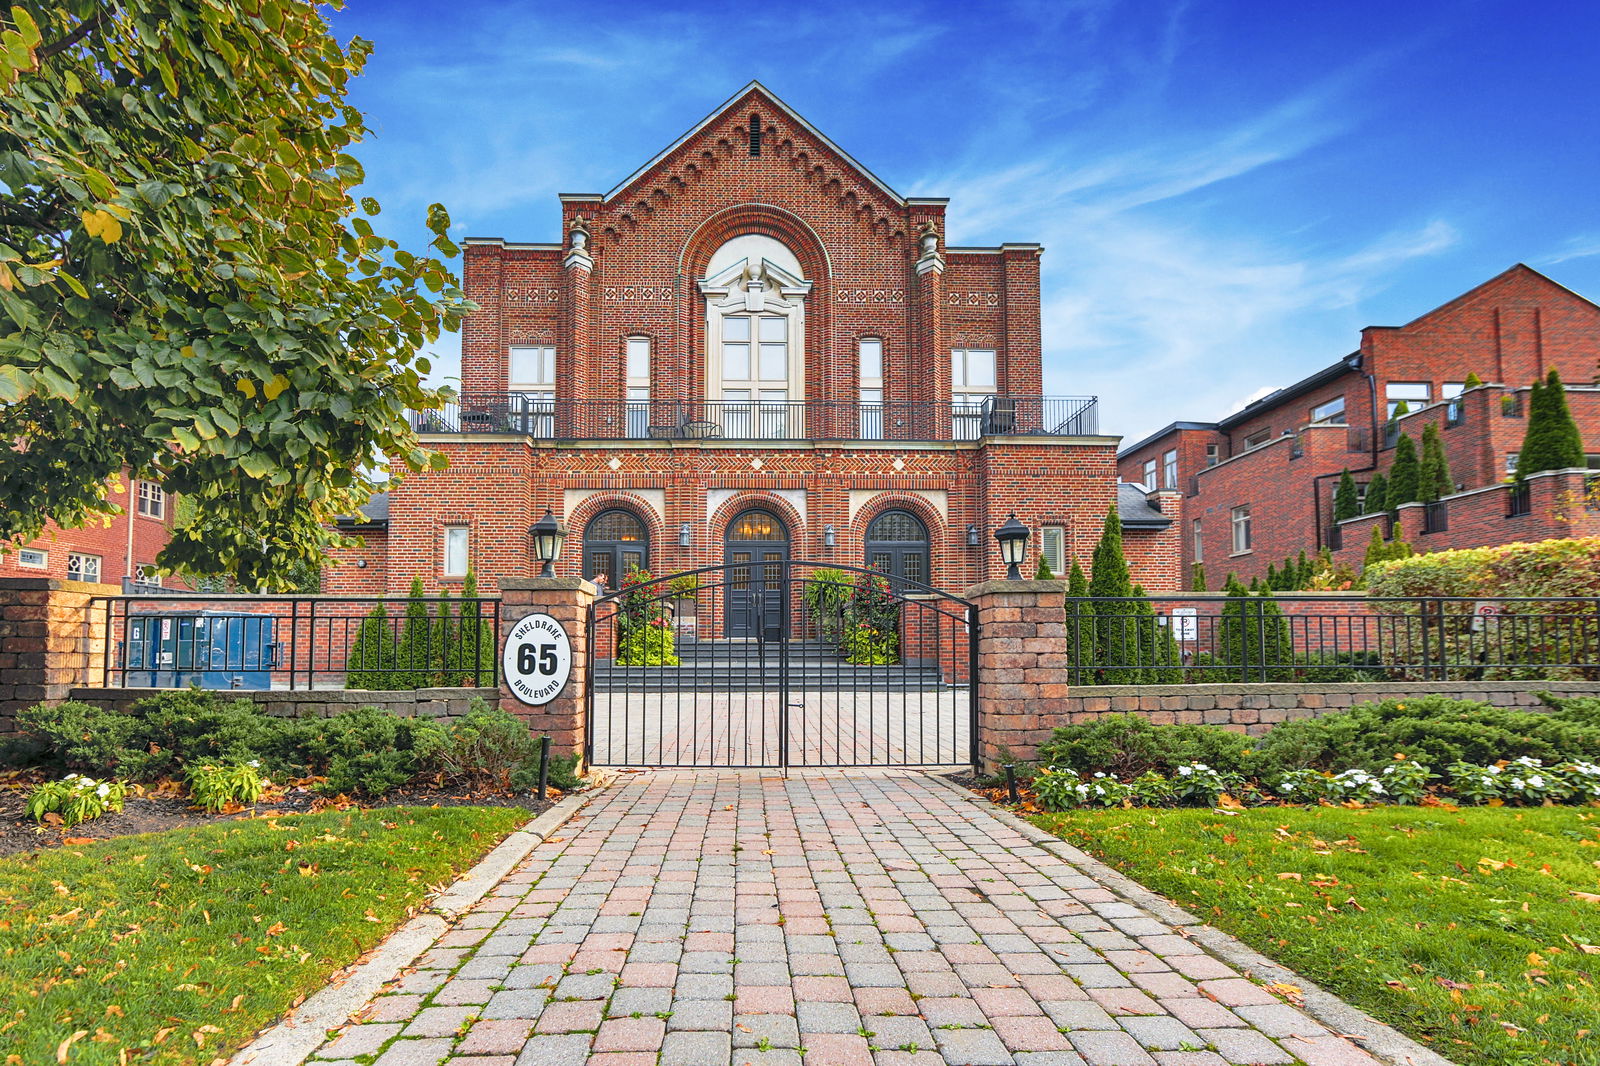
[585,561,978,770]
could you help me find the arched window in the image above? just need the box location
[583,509,648,592]
[700,235,812,438]
[865,509,929,589]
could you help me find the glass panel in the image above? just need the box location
[870,552,891,573]
[966,349,996,388]
[758,316,786,341]
[731,552,751,589]
[723,317,750,341]
[622,551,644,575]
[758,343,786,380]
[902,552,925,586]
[589,510,645,541]
[444,527,468,575]
[729,511,785,541]
[626,389,649,439]
[723,343,749,380]
[626,337,649,379]
[867,510,927,543]
[587,550,614,587]
[860,338,882,380]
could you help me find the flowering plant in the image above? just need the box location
[841,621,898,665]
[1170,762,1243,806]
[1559,761,1600,801]
[1499,756,1571,804]
[1446,761,1504,804]
[26,773,127,828]
[1323,768,1387,804]
[1379,759,1432,804]
[1031,768,1134,810]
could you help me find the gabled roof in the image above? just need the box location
[336,491,388,530]
[603,81,907,206]
[1379,263,1600,332]
[1117,482,1173,530]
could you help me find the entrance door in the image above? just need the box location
[725,509,789,638]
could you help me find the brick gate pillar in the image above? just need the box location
[966,578,1069,772]
[0,577,114,735]
[498,577,597,765]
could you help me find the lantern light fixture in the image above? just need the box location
[679,522,692,548]
[994,513,1030,580]
[531,508,565,578]
[823,524,837,549]
[966,524,980,548]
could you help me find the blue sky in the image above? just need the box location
[331,0,1600,444]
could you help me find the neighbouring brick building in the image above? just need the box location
[328,82,1182,612]
[1,472,178,590]
[1118,265,1600,586]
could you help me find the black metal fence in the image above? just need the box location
[85,593,501,691]
[1066,594,1600,684]
[412,394,1098,442]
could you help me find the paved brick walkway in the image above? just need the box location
[308,771,1383,1066]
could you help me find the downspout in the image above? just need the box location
[125,475,136,581]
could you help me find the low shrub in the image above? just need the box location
[616,619,679,666]
[428,702,539,791]
[26,774,127,827]
[186,761,268,812]
[126,689,297,779]
[840,621,898,665]
[289,706,448,796]
[1250,695,1600,775]
[1035,713,1255,778]
[11,701,140,773]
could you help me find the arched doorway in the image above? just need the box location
[724,508,790,638]
[583,509,648,595]
[865,509,930,590]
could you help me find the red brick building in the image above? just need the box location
[329,83,1182,610]
[1118,265,1600,586]
[0,472,176,589]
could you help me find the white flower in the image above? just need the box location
[1177,766,1193,777]
[248,759,260,768]
[1529,775,1546,789]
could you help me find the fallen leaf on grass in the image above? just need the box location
[1573,891,1600,904]
[1277,873,1303,881]
[1578,945,1600,955]
[62,837,94,845]
[55,1031,87,1063]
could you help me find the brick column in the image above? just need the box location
[0,577,114,734]
[498,577,596,765]
[966,578,1069,772]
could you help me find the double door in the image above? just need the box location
[726,544,787,639]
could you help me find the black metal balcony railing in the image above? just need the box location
[1423,500,1449,534]
[411,394,1099,442]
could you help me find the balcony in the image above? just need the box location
[411,394,1099,442]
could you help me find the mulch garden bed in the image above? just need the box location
[0,769,557,858]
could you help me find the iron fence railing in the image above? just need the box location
[1065,594,1600,684]
[1507,481,1532,517]
[1423,500,1449,534]
[83,593,500,691]
[411,394,1098,442]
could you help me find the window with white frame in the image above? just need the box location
[625,336,650,439]
[1192,519,1203,563]
[1231,506,1253,554]
[1243,429,1270,450]
[951,348,996,439]
[1386,381,1430,420]
[859,337,883,439]
[509,345,557,436]
[701,235,809,439]
[1162,449,1178,489]
[1506,452,1519,475]
[1141,459,1157,488]
[1442,382,1467,399]
[136,480,165,518]
[443,525,469,578]
[18,548,46,568]
[136,563,162,586]
[1041,526,1066,576]
[67,553,101,582]
[1310,396,1346,424]
[1205,443,1220,467]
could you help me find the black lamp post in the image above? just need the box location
[995,513,1029,580]
[531,508,565,578]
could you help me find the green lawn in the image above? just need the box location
[0,807,529,1065]
[1028,805,1600,1066]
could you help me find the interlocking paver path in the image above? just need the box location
[308,772,1384,1066]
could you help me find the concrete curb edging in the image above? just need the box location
[229,788,600,1066]
[923,772,1456,1066]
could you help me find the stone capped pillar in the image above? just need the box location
[498,577,596,764]
[0,577,114,734]
[966,578,1069,772]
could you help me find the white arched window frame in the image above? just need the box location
[699,236,812,439]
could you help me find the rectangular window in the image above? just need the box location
[18,548,46,568]
[136,480,165,519]
[1243,429,1270,450]
[443,525,469,578]
[1231,506,1252,554]
[1506,452,1519,475]
[1192,519,1203,564]
[67,553,101,582]
[1141,459,1157,488]
[1442,382,1467,398]
[1041,526,1066,576]
[1310,396,1346,424]
[136,564,162,587]
[1205,443,1220,468]
[1386,381,1430,420]
[625,337,650,438]
[951,348,997,439]
[859,338,884,439]
[1162,449,1178,489]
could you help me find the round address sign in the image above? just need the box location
[502,612,573,706]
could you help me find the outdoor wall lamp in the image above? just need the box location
[531,508,565,577]
[995,513,1030,580]
[823,524,837,549]
[679,522,692,548]
[966,524,980,548]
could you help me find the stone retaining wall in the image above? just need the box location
[67,687,501,722]
[989,680,1600,765]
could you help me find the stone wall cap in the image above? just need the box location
[1064,680,1600,697]
[965,579,1067,598]
[499,577,599,594]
